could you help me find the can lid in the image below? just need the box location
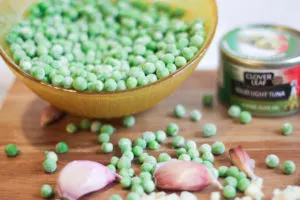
[220,24,300,68]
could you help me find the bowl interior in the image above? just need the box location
[0,0,218,70]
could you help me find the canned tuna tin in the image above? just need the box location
[218,24,300,116]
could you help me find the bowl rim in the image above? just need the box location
[0,0,218,96]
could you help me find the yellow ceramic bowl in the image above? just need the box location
[0,0,218,118]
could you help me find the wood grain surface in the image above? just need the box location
[0,71,299,200]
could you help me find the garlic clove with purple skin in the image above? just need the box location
[40,105,65,127]
[229,146,257,180]
[153,160,222,191]
[57,160,117,200]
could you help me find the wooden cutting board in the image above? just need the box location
[0,71,299,200]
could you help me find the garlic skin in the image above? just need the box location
[210,192,221,200]
[57,160,116,200]
[40,105,65,127]
[154,160,222,191]
[235,197,253,200]
[272,186,300,200]
[141,192,197,200]
[245,178,264,200]
[180,191,197,200]
[229,146,257,180]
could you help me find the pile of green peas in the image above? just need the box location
[218,165,251,198]
[228,105,252,124]
[265,154,296,175]
[6,0,206,92]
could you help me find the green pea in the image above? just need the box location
[158,153,171,163]
[117,157,131,169]
[223,185,237,199]
[202,93,214,107]
[43,159,57,173]
[190,110,202,122]
[40,184,54,198]
[224,176,238,187]
[110,156,119,166]
[101,143,114,153]
[156,67,170,79]
[123,151,135,161]
[142,179,155,193]
[228,105,241,118]
[199,143,211,153]
[73,77,88,91]
[188,148,200,159]
[148,140,160,150]
[236,172,247,180]
[176,148,187,157]
[131,176,142,186]
[123,115,136,128]
[166,123,179,136]
[104,78,118,91]
[101,124,115,135]
[91,121,102,133]
[132,146,144,157]
[143,131,156,143]
[155,130,167,143]
[134,138,147,149]
[237,178,251,192]
[147,74,158,83]
[139,171,152,181]
[66,123,78,134]
[202,152,214,163]
[98,133,110,144]
[4,144,20,157]
[218,166,228,177]
[212,141,225,155]
[281,123,293,136]
[172,136,185,148]
[173,104,186,118]
[126,77,138,89]
[185,140,197,151]
[283,160,296,174]
[178,153,191,161]
[227,166,240,178]
[144,156,157,165]
[55,142,68,154]
[175,56,187,67]
[138,153,149,164]
[120,177,132,188]
[239,111,252,124]
[265,154,280,169]
[141,162,155,173]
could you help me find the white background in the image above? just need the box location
[1,0,300,105]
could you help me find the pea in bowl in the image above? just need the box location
[0,0,218,118]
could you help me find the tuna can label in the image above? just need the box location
[218,61,300,116]
[218,24,300,116]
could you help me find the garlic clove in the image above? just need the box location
[154,160,222,191]
[57,160,116,200]
[165,194,180,200]
[210,191,221,200]
[245,178,264,200]
[180,191,198,200]
[229,146,257,180]
[40,105,65,127]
